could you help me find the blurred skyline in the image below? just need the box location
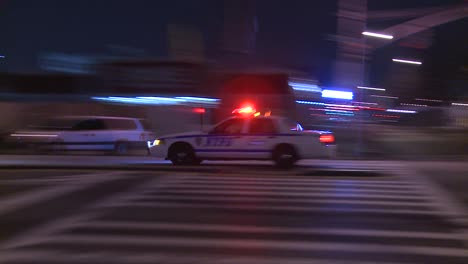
[0,0,466,97]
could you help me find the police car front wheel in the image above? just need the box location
[168,143,200,166]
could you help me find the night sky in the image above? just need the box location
[1,0,466,97]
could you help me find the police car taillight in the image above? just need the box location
[319,134,335,144]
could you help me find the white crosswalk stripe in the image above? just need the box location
[2,171,468,263]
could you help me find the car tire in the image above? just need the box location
[114,141,129,156]
[168,143,197,166]
[273,144,297,169]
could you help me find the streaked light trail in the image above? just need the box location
[392,58,422,65]
[362,31,393,39]
[357,86,386,91]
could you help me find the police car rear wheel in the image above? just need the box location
[273,145,297,169]
[169,144,197,166]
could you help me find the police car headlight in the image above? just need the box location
[154,139,164,146]
[148,139,163,148]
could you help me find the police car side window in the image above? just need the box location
[248,118,277,134]
[211,119,244,135]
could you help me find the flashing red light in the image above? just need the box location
[232,104,256,115]
[193,108,206,114]
[319,134,335,144]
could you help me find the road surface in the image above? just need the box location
[0,158,467,263]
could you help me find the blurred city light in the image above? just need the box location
[0,55,5,58]
[362,31,394,39]
[452,103,468,107]
[137,97,183,103]
[401,103,428,107]
[10,133,58,137]
[353,101,378,105]
[321,89,353,100]
[357,86,386,91]
[288,82,322,93]
[295,100,325,106]
[371,95,399,99]
[92,96,221,106]
[175,97,220,104]
[386,109,417,114]
[193,108,206,113]
[415,98,444,103]
[392,58,422,65]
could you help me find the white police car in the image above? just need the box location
[149,115,336,167]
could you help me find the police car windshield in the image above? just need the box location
[210,118,245,134]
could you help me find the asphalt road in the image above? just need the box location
[0,158,467,263]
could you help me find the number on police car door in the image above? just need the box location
[196,118,246,158]
[203,137,233,147]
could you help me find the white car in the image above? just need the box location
[149,115,336,167]
[8,116,155,155]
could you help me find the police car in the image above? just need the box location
[149,113,337,168]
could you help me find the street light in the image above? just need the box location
[362,31,393,40]
[392,58,422,65]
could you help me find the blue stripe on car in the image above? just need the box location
[160,134,306,140]
[194,149,270,153]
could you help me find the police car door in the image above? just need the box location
[195,118,247,159]
[245,117,279,159]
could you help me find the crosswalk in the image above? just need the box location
[0,171,124,216]
[1,170,468,263]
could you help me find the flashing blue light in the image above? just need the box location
[321,89,353,100]
[0,55,5,59]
